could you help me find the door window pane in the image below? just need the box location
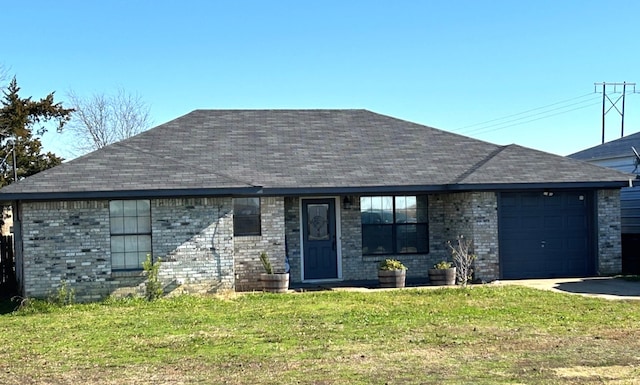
[307,204,329,241]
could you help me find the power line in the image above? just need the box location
[468,101,602,136]
[453,92,596,131]
[461,95,602,135]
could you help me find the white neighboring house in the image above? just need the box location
[569,132,640,274]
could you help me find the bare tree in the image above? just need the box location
[66,88,152,153]
[448,235,476,287]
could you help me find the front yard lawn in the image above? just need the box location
[1,286,639,384]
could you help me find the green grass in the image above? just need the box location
[1,286,640,384]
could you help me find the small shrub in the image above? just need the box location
[259,251,274,274]
[142,254,163,301]
[433,260,453,270]
[48,280,76,306]
[378,258,407,271]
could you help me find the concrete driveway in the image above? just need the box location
[499,277,640,300]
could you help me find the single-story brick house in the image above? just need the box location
[0,110,633,301]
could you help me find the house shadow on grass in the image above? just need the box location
[291,278,431,292]
[553,277,640,299]
[0,285,20,314]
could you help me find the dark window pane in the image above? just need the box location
[362,225,393,255]
[396,224,417,253]
[235,198,259,215]
[415,223,429,253]
[234,198,261,236]
[416,195,429,223]
[396,224,429,254]
[235,216,261,235]
[361,195,429,256]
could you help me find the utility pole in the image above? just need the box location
[594,82,636,143]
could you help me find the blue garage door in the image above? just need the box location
[499,191,595,279]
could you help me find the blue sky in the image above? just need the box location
[3,0,639,160]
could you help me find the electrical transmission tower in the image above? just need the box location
[594,82,637,143]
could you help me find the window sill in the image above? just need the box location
[235,235,262,241]
[112,270,144,278]
[362,252,430,263]
[362,255,386,263]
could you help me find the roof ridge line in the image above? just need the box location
[451,145,509,184]
[112,142,261,188]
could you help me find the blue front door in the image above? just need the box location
[302,199,338,280]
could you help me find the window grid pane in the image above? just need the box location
[109,200,151,270]
[234,198,261,236]
[361,195,429,256]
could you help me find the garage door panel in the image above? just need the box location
[500,191,594,279]
[542,238,562,251]
[520,193,542,208]
[521,215,543,230]
[500,194,519,208]
[543,197,562,209]
[566,192,588,207]
[567,214,587,229]
[543,215,563,229]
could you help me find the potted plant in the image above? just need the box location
[259,251,289,293]
[378,258,407,288]
[428,260,456,286]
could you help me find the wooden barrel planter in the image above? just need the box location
[378,269,406,288]
[260,273,290,293]
[428,267,456,286]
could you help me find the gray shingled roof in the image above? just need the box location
[569,131,640,161]
[0,109,632,200]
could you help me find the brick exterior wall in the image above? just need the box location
[429,192,499,281]
[19,198,236,302]
[20,201,112,301]
[597,189,622,274]
[150,197,234,294]
[17,189,622,300]
[234,197,286,291]
[286,192,500,285]
[284,197,301,282]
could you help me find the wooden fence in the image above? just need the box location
[0,235,15,286]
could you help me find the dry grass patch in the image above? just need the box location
[553,365,640,383]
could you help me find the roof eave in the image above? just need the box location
[0,180,630,202]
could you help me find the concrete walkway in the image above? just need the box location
[497,277,640,300]
[292,277,640,300]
